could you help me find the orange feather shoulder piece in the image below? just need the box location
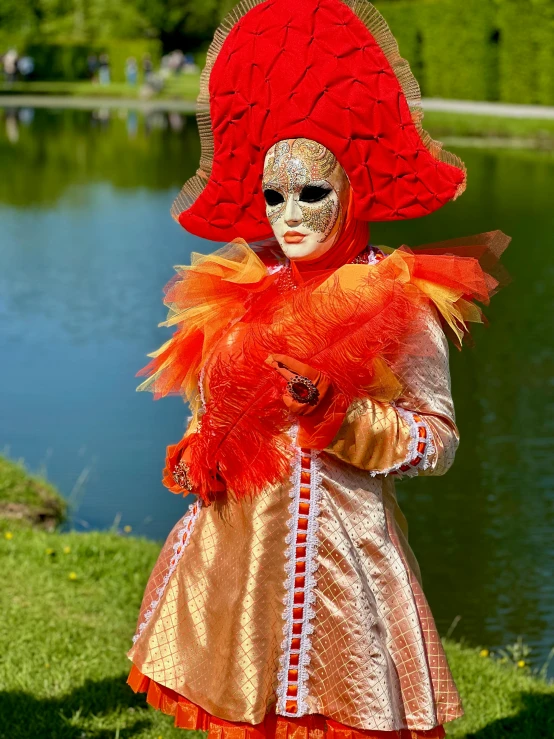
[139,232,509,502]
[136,239,273,401]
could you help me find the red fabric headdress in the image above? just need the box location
[173,0,466,242]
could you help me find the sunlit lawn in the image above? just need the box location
[0,528,192,739]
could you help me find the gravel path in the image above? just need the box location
[420,97,554,120]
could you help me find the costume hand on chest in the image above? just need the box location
[265,354,331,415]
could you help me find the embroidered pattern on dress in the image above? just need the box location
[132,499,202,644]
[378,407,434,478]
[277,447,322,716]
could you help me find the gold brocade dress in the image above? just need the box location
[128,263,464,737]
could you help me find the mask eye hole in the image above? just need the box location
[264,189,285,207]
[299,185,331,203]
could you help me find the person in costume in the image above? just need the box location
[127,1,509,737]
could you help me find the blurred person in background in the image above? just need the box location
[183,52,198,74]
[164,49,185,75]
[125,57,138,86]
[17,55,35,80]
[3,49,19,83]
[142,53,153,83]
[98,54,110,86]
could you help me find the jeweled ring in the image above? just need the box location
[172,460,195,493]
[286,375,319,406]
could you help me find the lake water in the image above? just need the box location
[1,106,553,671]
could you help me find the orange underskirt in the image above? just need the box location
[127,665,446,739]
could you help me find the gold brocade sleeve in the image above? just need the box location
[325,309,459,476]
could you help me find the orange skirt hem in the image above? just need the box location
[127,664,446,739]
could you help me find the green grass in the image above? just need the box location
[0,455,66,531]
[1,525,553,738]
[0,527,193,739]
[423,110,554,143]
[0,75,200,101]
[442,642,554,738]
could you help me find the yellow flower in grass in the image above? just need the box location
[479,649,489,658]
[124,525,132,533]
[45,548,55,556]
[68,572,78,581]
[63,546,71,554]
[517,660,526,668]
[4,532,13,540]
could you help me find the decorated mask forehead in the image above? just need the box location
[263,139,341,192]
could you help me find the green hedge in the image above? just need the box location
[375,0,554,105]
[23,39,162,83]
[496,0,554,105]
[25,43,92,82]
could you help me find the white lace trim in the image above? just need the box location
[132,499,202,644]
[198,365,207,411]
[276,448,322,717]
[369,407,435,478]
[367,245,382,265]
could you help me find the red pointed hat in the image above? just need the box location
[173,0,466,242]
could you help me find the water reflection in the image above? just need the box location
[2,104,187,142]
[0,107,552,671]
[0,106,199,207]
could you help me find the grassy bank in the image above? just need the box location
[0,455,66,532]
[1,460,553,737]
[423,110,554,148]
[0,76,199,102]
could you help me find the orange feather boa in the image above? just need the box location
[138,232,509,502]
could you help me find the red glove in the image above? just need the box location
[266,354,348,449]
[265,354,331,415]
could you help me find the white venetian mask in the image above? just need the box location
[262,138,350,261]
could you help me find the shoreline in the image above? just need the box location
[2,95,554,149]
[0,93,197,113]
[1,93,554,119]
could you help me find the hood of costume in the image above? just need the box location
[172,0,466,242]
